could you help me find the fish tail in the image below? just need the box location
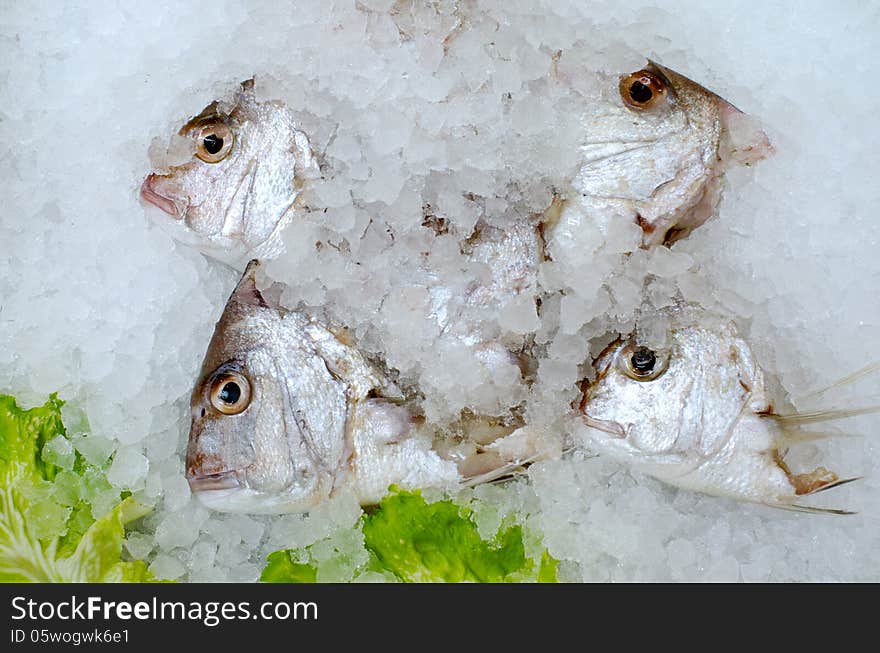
[762,475,860,516]
[796,475,861,496]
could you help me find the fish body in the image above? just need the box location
[186,261,547,514]
[141,80,318,266]
[547,61,770,263]
[579,306,850,512]
[186,261,460,513]
[424,217,542,373]
[460,219,542,310]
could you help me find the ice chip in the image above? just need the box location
[162,473,192,512]
[149,554,185,581]
[106,447,149,490]
[124,532,156,560]
[41,436,76,470]
[71,434,115,468]
[498,294,540,334]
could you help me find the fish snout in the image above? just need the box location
[185,448,243,493]
[185,424,243,493]
[140,173,182,218]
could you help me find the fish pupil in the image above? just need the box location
[629,80,653,104]
[203,133,223,155]
[631,347,656,373]
[219,381,241,404]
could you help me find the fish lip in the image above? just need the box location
[187,470,242,492]
[581,413,628,439]
[140,174,182,218]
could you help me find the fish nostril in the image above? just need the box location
[200,407,206,418]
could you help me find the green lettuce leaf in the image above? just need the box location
[261,551,318,583]
[0,394,156,583]
[262,489,559,583]
[0,393,65,483]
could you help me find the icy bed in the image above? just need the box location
[1,1,878,581]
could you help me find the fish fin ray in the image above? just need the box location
[801,476,861,496]
[229,260,269,307]
[763,502,856,516]
[459,449,554,488]
[769,405,880,425]
[797,361,880,403]
[777,428,862,445]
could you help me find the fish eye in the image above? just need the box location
[209,370,251,415]
[618,344,669,381]
[619,70,668,111]
[194,121,234,163]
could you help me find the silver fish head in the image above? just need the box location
[579,308,852,511]
[571,61,771,246]
[185,261,346,513]
[581,312,771,464]
[141,79,318,266]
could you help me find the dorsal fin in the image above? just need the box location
[236,77,257,103]
[230,259,269,308]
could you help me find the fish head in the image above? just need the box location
[573,61,771,246]
[186,261,344,513]
[141,79,318,265]
[580,310,775,480]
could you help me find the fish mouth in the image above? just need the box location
[578,349,629,439]
[580,413,628,438]
[140,174,182,218]
[187,470,242,492]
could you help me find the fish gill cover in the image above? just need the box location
[0,394,156,582]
